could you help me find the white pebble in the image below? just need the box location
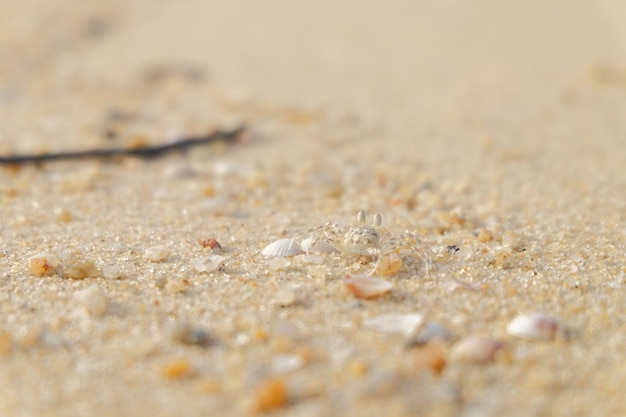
[103,266,128,280]
[268,257,291,271]
[144,245,170,262]
[506,313,560,340]
[261,238,302,257]
[272,354,304,374]
[274,286,297,306]
[73,285,108,318]
[192,255,226,273]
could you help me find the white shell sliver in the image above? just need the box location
[300,237,337,254]
[362,313,425,338]
[506,313,560,340]
[261,238,303,257]
[344,274,393,298]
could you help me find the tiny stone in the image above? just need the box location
[161,358,193,379]
[268,257,291,271]
[165,279,188,294]
[144,245,170,262]
[28,253,60,277]
[63,259,99,280]
[73,285,108,318]
[103,266,128,280]
[274,287,297,307]
[169,322,213,347]
[251,377,288,413]
[477,229,494,243]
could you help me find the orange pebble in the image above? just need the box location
[161,358,193,379]
[252,378,288,413]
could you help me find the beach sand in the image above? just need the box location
[1,1,625,416]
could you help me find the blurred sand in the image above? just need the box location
[1,1,625,416]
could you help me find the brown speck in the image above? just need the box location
[198,238,221,250]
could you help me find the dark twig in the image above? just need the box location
[0,125,246,165]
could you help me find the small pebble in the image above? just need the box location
[63,259,99,280]
[169,322,213,347]
[73,285,108,318]
[274,287,297,307]
[272,354,304,374]
[165,279,188,294]
[144,245,170,262]
[161,358,193,379]
[410,344,447,376]
[268,257,291,271]
[251,377,288,413]
[28,253,60,277]
[477,229,494,243]
[103,266,128,280]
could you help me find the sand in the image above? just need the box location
[1,1,625,416]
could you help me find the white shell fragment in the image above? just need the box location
[363,313,425,338]
[506,313,560,340]
[261,238,303,257]
[449,335,504,364]
[300,237,336,254]
[344,274,393,299]
[144,245,170,262]
[73,285,108,318]
[192,255,226,273]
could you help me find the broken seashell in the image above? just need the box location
[261,239,303,257]
[407,321,456,346]
[362,313,425,338]
[374,253,403,276]
[344,274,393,299]
[449,335,504,364]
[300,237,336,254]
[506,313,560,340]
[192,255,226,272]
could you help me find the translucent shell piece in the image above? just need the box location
[449,335,504,364]
[300,237,336,254]
[506,313,560,340]
[374,253,403,276]
[261,239,303,257]
[344,274,393,299]
[362,313,425,338]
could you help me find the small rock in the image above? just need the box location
[73,285,108,318]
[274,287,297,307]
[63,259,99,280]
[28,253,60,277]
[251,377,288,413]
[144,245,170,262]
[169,322,213,347]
